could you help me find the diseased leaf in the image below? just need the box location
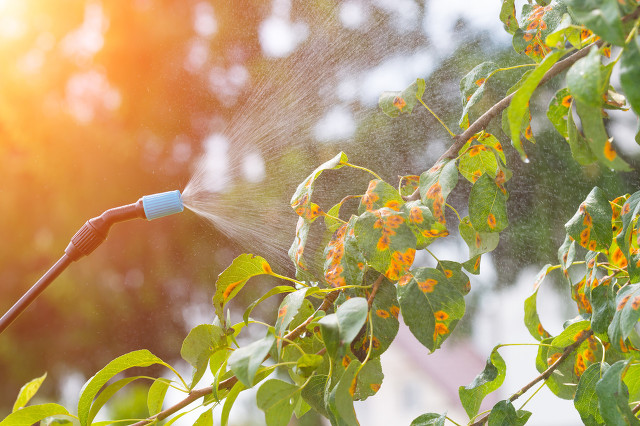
[459,345,506,418]
[458,138,499,183]
[487,400,531,426]
[566,0,625,46]
[228,332,275,387]
[469,174,508,233]
[608,284,640,352]
[620,37,640,117]
[403,201,448,250]
[459,216,500,260]
[499,0,518,34]
[289,217,312,275]
[397,268,465,352]
[524,264,553,341]
[459,62,498,126]
[324,217,366,288]
[566,47,604,107]
[438,260,471,295]
[574,362,608,426]
[275,288,312,342]
[589,277,615,334]
[547,88,573,139]
[399,175,420,198]
[257,379,301,426]
[352,357,384,401]
[566,99,597,165]
[213,254,273,325]
[420,159,459,225]
[379,78,426,117]
[558,234,576,283]
[181,324,227,388]
[319,297,368,360]
[512,3,567,62]
[327,360,361,426]
[244,286,298,325]
[595,360,639,425]
[508,50,563,160]
[616,191,640,282]
[12,372,47,412]
[565,187,613,252]
[359,179,404,213]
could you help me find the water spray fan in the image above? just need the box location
[0,190,184,334]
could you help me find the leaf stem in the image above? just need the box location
[270,272,308,287]
[416,96,455,137]
[518,378,547,411]
[425,248,441,263]
[445,203,462,222]
[445,415,463,426]
[322,211,347,225]
[343,162,383,180]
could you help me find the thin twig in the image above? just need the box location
[469,329,593,426]
[632,401,640,416]
[130,291,341,426]
[367,274,385,307]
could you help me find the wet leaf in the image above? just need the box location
[256,379,301,426]
[620,37,640,117]
[524,264,553,341]
[399,175,420,198]
[326,360,361,426]
[319,297,368,360]
[228,332,275,387]
[403,200,448,249]
[213,253,273,324]
[459,216,500,260]
[180,324,227,388]
[565,187,613,252]
[545,13,584,49]
[359,179,404,213]
[12,372,47,412]
[438,260,471,296]
[513,3,566,62]
[566,99,597,165]
[566,0,625,46]
[459,62,498,126]
[289,217,312,275]
[379,78,426,117]
[487,400,531,425]
[352,357,384,401]
[608,284,640,352]
[571,277,593,315]
[410,412,446,426]
[459,345,506,418]
[574,362,608,426]
[301,375,330,418]
[296,354,324,377]
[567,47,605,108]
[508,50,563,160]
[354,208,416,281]
[499,0,518,34]
[558,234,576,283]
[397,267,465,352]
[324,217,366,288]
[243,286,298,325]
[589,277,615,334]
[419,159,459,225]
[616,191,640,282]
[275,288,313,346]
[458,139,499,183]
[595,360,639,424]
[547,88,573,139]
[469,174,508,233]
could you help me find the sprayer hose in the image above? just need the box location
[0,254,73,334]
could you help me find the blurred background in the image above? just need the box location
[1,0,640,424]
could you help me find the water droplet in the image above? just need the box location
[523,157,530,164]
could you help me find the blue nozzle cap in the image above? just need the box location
[142,190,184,220]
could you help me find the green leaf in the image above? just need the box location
[221,381,245,426]
[147,378,170,416]
[608,284,640,352]
[257,379,301,426]
[535,336,575,399]
[547,88,573,139]
[86,376,141,424]
[399,175,420,198]
[595,360,639,425]
[410,412,446,426]
[459,216,500,260]
[566,99,597,165]
[469,174,508,233]
[296,354,324,377]
[512,2,568,62]
[0,404,69,426]
[616,191,640,282]
[575,100,631,171]
[181,324,227,388]
[327,359,361,426]
[620,37,640,117]
[194,409,213,426]
[12,372,47,412]
[319,297,368,360]
[324,217,366,288]
[566,0,625,46]
[567,47,605,107]
[419,159,459,225]
[397,267,465,352]
[459,345,506,418]
[352,357,384,401]
[499,0,518,34]
[574,362,608,426]
[359,179,404,213]
[403,201,449,249]
[228,332,276,387]
[459,62,498,126]
[438,260,471,295]
[545,13,585,49]
[508,50,563,160]
[458,140,499,184]
[289,217,312,275]
[353,208,417,281]
[275,288,312,339]
[487,400,531,425]
[565,187,613,252]
[351,278,399,359]
[301,375,330,418]
[590,278,616,334]
[558,234,576,282]
[243,285,297,325]
[212,253,272,325]
[78,350,172,426]
[325,201,345,233]
[379,78,426,117]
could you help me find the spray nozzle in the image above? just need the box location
[142,190,184,220]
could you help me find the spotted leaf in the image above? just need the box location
[610,194,629,238]
[319,297,368,361]
[359,179,404,213]
[399,175,420,198]
[558,234,576,283]
[403,201,448,250]
[565,187,613,252]
[499,0,518,34]
[213,254,273,326]
[616,191,640,282]
[590,277,616,334]
[324,217,366,288]
[524,264,553,341]
[352,277,399,360]
[572,276,592,315]
[275,288,313,347]
[326,359,361,426]
[595,360,639,425]
[459,344,506,418]
[566,0,625,46]
[352,357,384,401]
[458,138,500,184]
[512,3,567,62]
[459,216,500,260]
[608,284,640,352]
[397,267,465,352]
[469,174,508,233]
[547,88,573,139]
[437,260,471,296]
[542,321,600,399]
[420,159,459,226]
[574,362,608,426]
[290,152,348,214]
[289,217,311,275]
[566,98,597,165]
[567,47,606,108]
[354,208,417,281]
[459,62,498,127]
[379,78,426,118]
[544,13,585,49]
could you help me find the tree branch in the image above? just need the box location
[469,329,594,426]
[367,274,385,307]
[130,290,341,426]
[632,401,640,416]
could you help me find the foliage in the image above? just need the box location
[5,1,640,425]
